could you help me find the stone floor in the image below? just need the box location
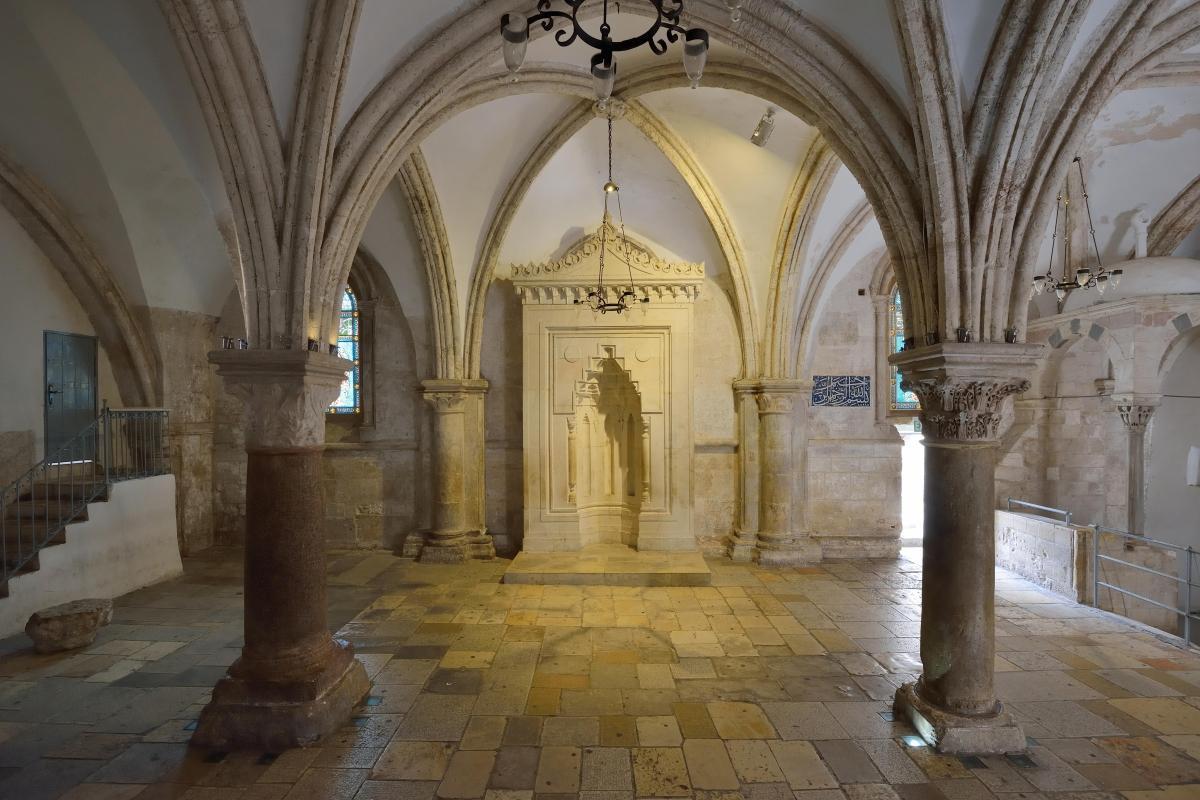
[1,548,1199,800]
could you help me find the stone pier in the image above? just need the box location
[890,343,1041,754]
[195,350,369,751]
[420,379,494,562]
[754,380,820,566]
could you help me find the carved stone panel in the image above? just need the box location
[512,224,702,553]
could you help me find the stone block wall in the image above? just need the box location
[995,510,1182,637]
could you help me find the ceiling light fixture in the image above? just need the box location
[750,107,775,147]
[501,1,710,104]
[1032,156,1122,301]
[575,112,649,314]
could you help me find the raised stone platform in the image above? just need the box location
[503,545,712,586]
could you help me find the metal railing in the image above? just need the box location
[1005,497,1073,525]
[1,408,169,588]
[1092,525,1199,647]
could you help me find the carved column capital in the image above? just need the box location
[421,378,488,414]
[1118,402,1156,434]
[209,350,350,450]
[890,343,1044,445]
[753,379,811,415]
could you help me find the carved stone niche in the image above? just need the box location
[571,346,647,547]
[510,218,704,552]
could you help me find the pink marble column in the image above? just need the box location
[195,350,369,751]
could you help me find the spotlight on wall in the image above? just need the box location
[750,107,776,147]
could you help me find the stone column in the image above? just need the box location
[728,380,760,562]
[872,295,891,424]
[755,380,820,566]
[196,350,369,751]
[420,379,494,562]
[891,343,1042,754]
[1117,401,1156,535]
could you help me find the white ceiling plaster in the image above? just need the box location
[339,0,478,133]
[420,92,579,329]
[639,86,818,320]
[361,179,436,378]
[941,0,1005,105]
[1084,85,1200,261]
[500,116,727,280]
[242,0,311,131]
[782,0,908,106]
[22,0,233,315]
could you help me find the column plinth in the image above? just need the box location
[195,350,369,751]
[889,343,1042,754]
[754,380,820,566]
[420,379,493,563]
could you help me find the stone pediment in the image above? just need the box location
[509,215,704,304]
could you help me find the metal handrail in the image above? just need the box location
[1,408,170,587]
[1092,524,1198,648]
[1005,498,1073,525]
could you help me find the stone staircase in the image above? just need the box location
[1,470,109,597]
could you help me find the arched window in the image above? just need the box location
[889,288,919,412]
[330,287,361,414]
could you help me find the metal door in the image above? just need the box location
[43,331,98,461]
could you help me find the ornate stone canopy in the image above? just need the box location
[509,215,705,305]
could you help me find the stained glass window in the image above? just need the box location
[330,287,360,414]
[888,288,919,412]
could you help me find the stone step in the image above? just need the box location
[503,546,712,586]
[4,498,85,522]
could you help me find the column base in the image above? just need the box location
[192,639,369,751]
[418,532,472,563]
[894,682,1026,755]
[726,528,756,563]
[755,536,821,566]
[468,531,496,560]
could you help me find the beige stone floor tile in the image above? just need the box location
[706,700,778,739]
[438,750,496,799]
[461,715,507,750]
[727,739,786,783]
[1120,785,1200,800]
[681,739,739,790]
[581,746,633,791]
[534,745,582,793]
[1095,736,1200,784]
[371,741,455,781]
[631,747,691,797]
[441,651,496,669]
[635,715,681,746]
[1108,697,1200,734]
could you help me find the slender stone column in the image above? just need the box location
[728,380,760,562]
[754,380,820,566]
[872,295,892,424]
[420,379,494,562]
[196,350,369,751]
[1117,401,1156,535]
[891,343,1042,754]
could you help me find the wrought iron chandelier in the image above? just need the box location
[500,1,710,103]
[575,113,648,314]
[1032,156,1123,301]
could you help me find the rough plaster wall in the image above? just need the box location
[481,281,523,552]
[1003,336,1127,528]
[1146,333,1200,547]
[693,282,739,554]
[148,307,217,555]
[323,287,428,552]
[803,257,901,556]
[0,204,119,474]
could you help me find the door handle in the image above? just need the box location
[47,383,60,407]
